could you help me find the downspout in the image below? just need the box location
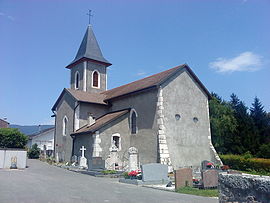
[51,110,57,159]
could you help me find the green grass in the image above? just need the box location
[176,187,218,197]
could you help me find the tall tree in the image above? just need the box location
[209,93,237,154]
[250,97,269,144]
[229,94,257,154]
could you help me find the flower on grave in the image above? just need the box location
[128,170,142,179]
[128,170,139,177]
[192,178,199,184]
[206,162,214,168]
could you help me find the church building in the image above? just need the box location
[52,25,221,171]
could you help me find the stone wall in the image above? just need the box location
[219,173,270,203]
[0,148,27,169]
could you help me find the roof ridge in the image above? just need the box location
[101,64,184,95]
[100,64,186,101]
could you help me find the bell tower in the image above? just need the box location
[65,25,111,93]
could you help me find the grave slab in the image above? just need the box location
[174,168,193,190]
[141,163,169,184]
[202,169,218,188]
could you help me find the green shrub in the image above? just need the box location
[101,170,117,175]
[123,172,129,179]
[257,143,270,158]
[220,154,270,174]
[28,144,40,159]
[0,128,28,148]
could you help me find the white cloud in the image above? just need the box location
[209,52,263,73]
[136,71,147,76]
[0,11,15,21]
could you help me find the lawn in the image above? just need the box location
[176,187,218,197]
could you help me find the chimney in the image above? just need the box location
[88,113,95,126]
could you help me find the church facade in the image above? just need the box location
[52,25,221,171]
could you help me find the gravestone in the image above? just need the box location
[128,147,138,172]
[71,155,78,163]
[202,169,218,188]
[141,163,169,184]
[79,146,87,168]
[88,157,105,170]
[174,168,193,189]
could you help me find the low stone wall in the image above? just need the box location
[0,148,27,169]
[219,172,270,203]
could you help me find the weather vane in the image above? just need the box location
[87,10,93,25]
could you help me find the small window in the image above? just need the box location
[63,116,68,136]
[175,114,181,121]
[92,71,99,88]
[131,111,137,134]
[193,117,199,123]
[75,71,80,89]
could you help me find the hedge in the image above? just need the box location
[220,154,270,173]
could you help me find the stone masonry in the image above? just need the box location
[157,88,172,172]
[218,173,270,203]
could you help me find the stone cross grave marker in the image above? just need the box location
[79,146,88,168]
[202,169,218,188]
[174,168,193,190]
[141,163,169,184]
[128,147,138,172]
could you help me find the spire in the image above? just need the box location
[66,25,111,68]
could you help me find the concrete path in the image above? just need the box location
[0,159,218,203]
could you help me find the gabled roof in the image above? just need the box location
[66,25,111,68]
[52,88,107,111]
[0,118,9,125]
[52,64,211,111]
[102,64,211,101]
[28,127,55,139]
[72,109,129,135]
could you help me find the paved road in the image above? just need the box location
[0,160,218,203]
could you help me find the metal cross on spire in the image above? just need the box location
[86,10,93,25]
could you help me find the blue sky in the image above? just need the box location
[0,0,269,125]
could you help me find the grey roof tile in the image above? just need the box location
[66,25,111,68]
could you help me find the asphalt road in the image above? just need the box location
[0,159,218,203]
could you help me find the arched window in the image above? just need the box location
[92,71,99,88]
[130,109,137,134]
[75,71,80,89]
[63,116,68,136]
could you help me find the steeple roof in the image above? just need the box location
[66,25,111,68]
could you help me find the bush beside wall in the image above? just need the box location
[220,154,270,174]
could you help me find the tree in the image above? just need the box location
[250,97,270,144]
[0,128,28,148]
[209,93,237,154]
[229,94,257,154]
